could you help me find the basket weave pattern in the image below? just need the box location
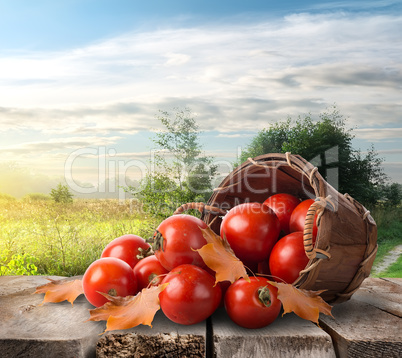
[200,153,378,304]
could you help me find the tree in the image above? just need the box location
[128,108,217,216]
[380,183,402,207]
[50,183,74,203]
[238,106,387,207]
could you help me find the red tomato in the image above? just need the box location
[133,255,169,290]
[154,214,208,271]
[220,202,281,266]
[224,276,281,329]
[101,234,151,269]
[82,257,137,307]
[160,264,222,325]
[269,232,309,284]
[289,199,317,239]
[264,193,300,234]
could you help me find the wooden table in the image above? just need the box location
[0,276,401,358]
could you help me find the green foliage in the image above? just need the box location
[0,249,38,276]
[379,183,402,207]
[0,197,399,277]
[0,199,160,276]
[50,183,74,203]
[238,106,387,207]
[370,205,402,278]
[128,108,217,216]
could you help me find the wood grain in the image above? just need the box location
[211,308,336,358]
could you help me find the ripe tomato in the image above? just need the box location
[224,276,281,329]
[289,199,317,239]
[269,232,309,284]
[82,257,137,307]
[154,214,208,271]
[264,193,300,234]
[220,202,280,266]
[133,255,169,290]
[160,264,222,325]
[101,234,151,269]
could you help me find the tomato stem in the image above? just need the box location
[153,230,165,252]
[258,286,272,307]
[108,288,117,297]
[136,246,154,260]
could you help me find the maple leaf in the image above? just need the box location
[196,226,249,284]
[269,281,333,324]
[87,283,168,332]
[34,278,84,306]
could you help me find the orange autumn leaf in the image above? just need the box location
[269,281,333,324]
[87,283,168,332]
[34,278,84,306]
[196,226,249,284]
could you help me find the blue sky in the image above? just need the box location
[0,0,401,197]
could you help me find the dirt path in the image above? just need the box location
[372,245,402,275]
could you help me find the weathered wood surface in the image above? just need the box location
[0,275,104,358]
[319,277,402,358]
[0,276,401,358]
[211,307,336,358]
[0,276,206,358]
[351,277,401,317]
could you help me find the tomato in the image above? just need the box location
[101,234,151,269]
[133,255,169,290]
[264,193,300,234]
[154,214,208,271]
[220,202,281,266]
[269,232,309,284]
[160,264,222,325]
[82,257,137,307]
[289,199,317,239]
[224,276,281,329]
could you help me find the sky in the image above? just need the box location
[0,0,401,198]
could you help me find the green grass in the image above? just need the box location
[0,198,161,276]
[1,196,401,278]
[369,205,402,278]
[378,256,402,278]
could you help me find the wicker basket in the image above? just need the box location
[175,153,378,304]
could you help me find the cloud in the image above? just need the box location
[354,128,402,140]
[0,136,122,156]
[0,9,401,185]
[217,133,247,138]
[378,149,402,154]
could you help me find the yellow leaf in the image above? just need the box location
[269,281,333,324]
[196,226,249,284]
[34,278,84,306]
[87,283,169,332]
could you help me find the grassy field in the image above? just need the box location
[0,197,161,276]
[369,205,402,277]
[0,196,401,277]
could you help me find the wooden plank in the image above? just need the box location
[0,275,66,296]
[319,297,402,357]
[352,277,402,317]
[0,276,105,358]
[210,308,336,358]
[0,276,206,358]
[96,310,206,358]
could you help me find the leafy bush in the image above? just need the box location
[0,249,38,276]
[126,108,216,217]
[50,183,73,203]
[238,106,387,207]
